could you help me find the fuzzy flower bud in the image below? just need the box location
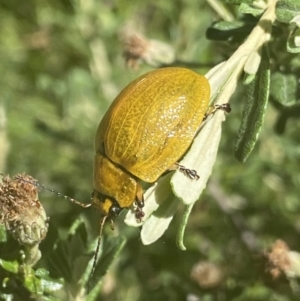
[0,173,49,265]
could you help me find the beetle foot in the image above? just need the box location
[176,164,200,180]
[203,103,231,120]
[215,103,231,113]
[135,207,145,223]
[134,196,145,222]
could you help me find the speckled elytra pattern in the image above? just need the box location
[95,67,210,182]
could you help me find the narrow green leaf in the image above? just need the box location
[210,21,246,31]
[88,236,126,294]
[176,204,194,251]
[234,46,270,162]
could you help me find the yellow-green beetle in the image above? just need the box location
[92,67,210,220]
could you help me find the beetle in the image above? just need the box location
[92,67,212,221]
[8,67,229,290]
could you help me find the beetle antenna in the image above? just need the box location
[13,174,92,209]
[88,215,108,292]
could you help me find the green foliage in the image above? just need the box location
[1,0,300,300]
[270,72,298,106]
[206,20,256,41]
[220,0,253,4]
[0,219,125,300]
[276,0,300,24]
[234,46,270,162]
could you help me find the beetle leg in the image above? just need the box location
[135,207,145,222]
[135,181,145,222]
[171,163,200,180]
[135,182,144,208]
[203,103,231,121]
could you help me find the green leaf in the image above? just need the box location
[290,53,300,67]
[23,273,43,294]
[21,265,63,296]
[171,106,225,205]
[0,224,7,243]
[35,268,64,294]
[239,3,264,17]
[220,0,253,4]
[39,276,64,294]
[206,20,255,41]
[176,204,194,251]
[270,72,298,106]
[141,197,179,245]
[46,218,93,285]
[0,294,12,301]
[234,284,275,299]
[35,268,50,278]
[287,27,300,53]
[234,46,270,162]
[34,296,61,301]
[243,73,256,85]
[88,236,126,294]
[276,0,300,24]
[0,259,19,274]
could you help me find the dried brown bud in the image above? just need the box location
[265,239,300,279]
[0,173,48,247]
[190,261,224,288]
[120,26,175,69]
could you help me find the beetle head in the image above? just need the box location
[92,190,122,217]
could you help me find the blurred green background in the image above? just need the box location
[1,0,300,300]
